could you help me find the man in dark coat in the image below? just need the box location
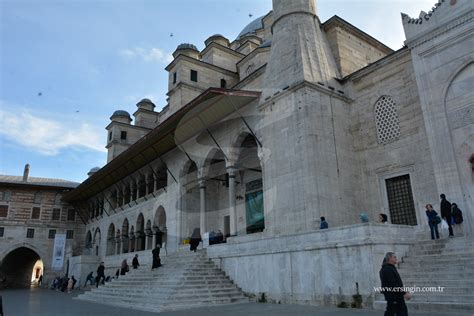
[151,244,161,270]
[440,194,454,237]
[379,252,411,316]
[96,262,105,288]
[132,254,140,269]
[189,228,201,252]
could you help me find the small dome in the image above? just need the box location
[176,43,198,51]
[89,166,100,173]
[237,16,265,40]
[137,98,155,108]
[111,110,131,118]
[259,40,271,48]
[205,34,230,47]
[87,166,100,177]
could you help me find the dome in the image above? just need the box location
[137,98,155,108]
[259,40,271,48]
[176,43,198,51]
[87,166,100,177]
[89,166,100,173]
[237,16,265,40]
[111,110,131,118]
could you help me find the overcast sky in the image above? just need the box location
[0,0,435,182]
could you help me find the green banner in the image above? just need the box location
[245,190,264,233]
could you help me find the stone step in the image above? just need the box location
[398,265,474,273]
[402,252,474,261]
[92,286,241,296]
[79,290,246,306]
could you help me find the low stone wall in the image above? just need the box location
[206,223,416,308]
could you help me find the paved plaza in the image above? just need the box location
[1,288,470,316]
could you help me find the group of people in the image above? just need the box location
[425,194,464,240]
[319,213,386,230]
[50,275,76,293]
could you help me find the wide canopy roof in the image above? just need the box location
[63,88,260,204]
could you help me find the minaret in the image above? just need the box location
[262,0,339,98]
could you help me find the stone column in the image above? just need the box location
[152,226,158,248]
[227,164,238,236]
[136,178,140,199]
[199,178,207,235]
[153,174,158,192]
[135,232,140,251]
[122,187,126,206]
[145,174,150,196]
[145,231,149,250]
[119,237,123,255]
[130,182,135,202]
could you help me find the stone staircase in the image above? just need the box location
[374,236,474,315]
[75,249,249,312]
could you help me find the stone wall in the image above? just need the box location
[207,223,415,307]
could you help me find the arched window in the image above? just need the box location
[33,192,42,204]
[374,96,400,144]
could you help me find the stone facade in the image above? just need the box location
[0,171,84,288]
[61,0,472,307]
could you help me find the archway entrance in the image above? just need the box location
[0,247,42,288]
[154,206,167,246]
[236,134,264,234]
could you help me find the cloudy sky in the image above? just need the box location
[0,0,435,182]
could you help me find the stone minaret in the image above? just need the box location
[262,0,339,98]
[259,0,357,235]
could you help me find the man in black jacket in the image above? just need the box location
[96,262,105,288]
[379,252,412,316]
[440,194,454,237]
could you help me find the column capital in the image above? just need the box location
[198,178,206,188]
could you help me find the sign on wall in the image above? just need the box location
[51,234,66,270]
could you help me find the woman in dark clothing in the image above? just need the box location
[426,204,440,240]
[120,259,129,275]
[151,244,162,269]
[451,203,463,224]
[189,228,201,252]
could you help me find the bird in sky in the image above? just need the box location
[37,92,42,96]
[170,33,174,37]
[248,13,253,18]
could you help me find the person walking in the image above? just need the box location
[120,259,129,275]
[132,254,140,269]
[440,194,454,237]
[380,252,412,316]
[425,204,440,240]
[320,217,328,229]
[189,228,201,252]
[151,244,162,270]
[96,262,105,288]
[84,271,94,288]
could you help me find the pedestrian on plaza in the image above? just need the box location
[189,228,201,252]
[132,254,140,269]
[359,213,369,223]
[151,244,162,270]
[67,277,73,293]
[38,274,43,287]
[380,252,412,316]
[96,262,105,287]
[451,203,463,225]
[425,204,440,240]
[379,213,388,224]
[120,259,129,275]
[60,275,68,292]
[440,194,454,237]
[115,269,120,279]
[320,217,328,229]
[71,275,77,289]
[84,271,94,287]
